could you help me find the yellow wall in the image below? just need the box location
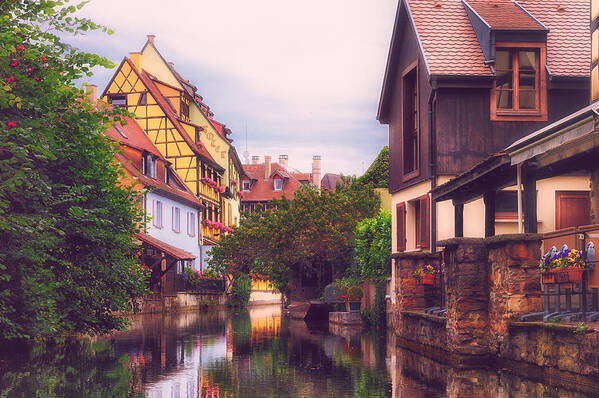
[140,44,182,89]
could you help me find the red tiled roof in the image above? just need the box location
[104,115,165,160]
[517,0,590,77]
[409,0,491,76]
[136,233,196,260]
[321,173,342,191]
[294,173,311,182]
[241,163,304,201]
[465,0,545,30]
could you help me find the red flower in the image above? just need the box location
[27,68,33,73]
[17,45,24,51]
[33,77,41,82]
[42,56,47,61]
[10,60,18,68]
[6,122,17,129]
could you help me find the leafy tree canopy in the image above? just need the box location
[0,0,146,340]
[208,180,380,296]
[358,146,389,188]
[354,210,391,280]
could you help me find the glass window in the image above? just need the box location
[495,49,539,112]
[109,94,127,107]
[274,178,283,191]
[242,180,251,191]
[143,154,156,179]
[187,212,196,236]
[154,200,163,227]
[172,207,181,232]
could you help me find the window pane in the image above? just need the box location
[519,90,536,109]
[496,50,512,70]
[496,71,513,89]
[496,90,513,109]
[518,51,536,71]
[519,71,536,90]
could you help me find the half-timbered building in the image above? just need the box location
[379,0,591,254]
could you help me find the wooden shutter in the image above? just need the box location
[396,202,406,252]
[556,191,590,229]
[419,195,430,248]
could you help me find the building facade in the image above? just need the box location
[378,0,591,254]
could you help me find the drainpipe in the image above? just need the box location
[429,82,438,252]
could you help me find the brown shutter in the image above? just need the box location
[396,202,406,252]
[419,195,430,248]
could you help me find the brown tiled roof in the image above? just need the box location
[409,0,490,76]
[241,163,304,201]
[136,233,196,260]
[321,173,342,191]
[517,0,590,77]
[465,0,545,30]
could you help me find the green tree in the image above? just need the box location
[0,1,146,340]
[354,210,391,280]
[358,146,389,188]
[209,180,379,300]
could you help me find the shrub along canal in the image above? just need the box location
[1,305,598,397]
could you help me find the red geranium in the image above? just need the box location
[7,122,17,129]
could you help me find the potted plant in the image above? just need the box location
[413,264,438,285]
[345,286,363,312]
[539,248,586,284]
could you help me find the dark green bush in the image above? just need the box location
[229,273,252,307]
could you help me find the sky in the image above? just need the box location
[69,0,397,176]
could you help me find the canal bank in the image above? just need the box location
[390,234,599,382]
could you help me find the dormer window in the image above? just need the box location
[242,179,251,192]
[491,43,547,121]
[274,178,283,191]
[142,153,157,179]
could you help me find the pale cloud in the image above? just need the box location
[70,0,397,176]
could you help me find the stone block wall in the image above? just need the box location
[441,238,490,356]
[487,234,543,352]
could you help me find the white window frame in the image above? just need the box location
[172,206,181,233]
[177,260,183,274]
[187,211,196,236]
[274,178,283,191]
[143,154,157,179]
[242,179,251,192]
[153,200,164,228]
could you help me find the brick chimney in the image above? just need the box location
[85,84,97,102]
[251,155,259,165]
[147,34,156,44]
[312,155,321,189]
[264,156,272,178]
[279,154,288,167]
[129,51,142,71]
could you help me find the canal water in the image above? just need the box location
[0,305,597,397]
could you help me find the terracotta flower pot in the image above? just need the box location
[421,274,435,285]
[541,271,555,284]
[567,268,583,283]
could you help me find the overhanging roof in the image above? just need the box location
[136,233,195,260]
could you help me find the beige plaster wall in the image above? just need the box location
[375,188,392,212]
[391,180,431,252]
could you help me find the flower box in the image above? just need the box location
[421,274,435,285]
[346,301,361,313]
[541,271,556,284]
[566,268,583,283]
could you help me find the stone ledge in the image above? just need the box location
[508,321,594,334]
[392,251,442,260]
[329,311,365,326]
[437,237,485,248]
[401,310,447,324]
[485,233,543,246]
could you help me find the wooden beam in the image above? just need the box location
[522,163,538,233]
[483,191,496,237]
[454,202,464,237]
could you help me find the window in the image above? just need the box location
[242,179,251,191]
[195,127,201,143]
[138,92,147,106]
[143,154,156,179]
[396,202,406,252]
[274,178,283,191]
[492,44,547,121]
[496,191,518,219]
[187,212,196,236]
[411,195,430,249]
[108,94,127,107]
[180,99,190,120]
[177,260,183,274]
[228,203,232,226]
[402,65,419,177]
[153,200,164,228]
[172,206,181,232]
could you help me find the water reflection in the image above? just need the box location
[1,306,597,397]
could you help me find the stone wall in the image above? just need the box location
[139,292,226,314]
[400,310,447,351]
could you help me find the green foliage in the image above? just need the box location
[354,210,391,280]
[347,285,363,301]
[230,273,252,307]
[574,323,589,334]
[209,181,380,296]
[0,1,146,340]
[358,146,389,188]
[361,283,386,329]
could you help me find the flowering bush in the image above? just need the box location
[346,286,363,301]
[539,248,586,273]
[413,264,438,277]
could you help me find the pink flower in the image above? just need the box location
[27,68,32,73]
[7,122,17,129]
[10,60,18,68]
[17,45,24,51]
[42,56,46,61]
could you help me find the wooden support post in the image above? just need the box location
[483,191,496,237]
[454,202,464,238]
[522,164,538,233]
[591,169,599,224]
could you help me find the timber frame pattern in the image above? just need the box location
[102,58,224,242]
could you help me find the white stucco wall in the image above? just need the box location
[146,191,202,271]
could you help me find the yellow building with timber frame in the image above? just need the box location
[101,35,244,267]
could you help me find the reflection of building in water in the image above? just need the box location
[249,306,281,343]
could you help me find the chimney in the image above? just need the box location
[129,52,142,71]
[279,154,288,167]
[312,155,321,189]
[593,1,599,101]
[85,84,97,102]
[264,156,272,178]
[251,155,259,165]
[146,34,156,44]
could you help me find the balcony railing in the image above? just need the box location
[199,181,219,201]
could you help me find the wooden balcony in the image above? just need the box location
[202,225,220,243]
[199,181,219,202]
